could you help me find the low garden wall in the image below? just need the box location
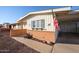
[27,30,56,43]
[10,29,27,37]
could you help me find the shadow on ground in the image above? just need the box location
[56,32,79,44]
[0,30,39,53]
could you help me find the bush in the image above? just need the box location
[24,33,32,39]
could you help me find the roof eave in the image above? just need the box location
[17,7,71,22]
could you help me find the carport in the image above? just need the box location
[55,10,79,33]
[55,10,79,44]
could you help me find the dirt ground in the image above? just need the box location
[0,29,39,53]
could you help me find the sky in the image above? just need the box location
[0,6,79,24]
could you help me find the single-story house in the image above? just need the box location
[10,19,27,36]
[11,7,79,44]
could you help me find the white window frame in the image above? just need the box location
[31,19,45,29]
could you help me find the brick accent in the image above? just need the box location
[10,29,27,37]
[27,30,56,43]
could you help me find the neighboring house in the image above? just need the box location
[3,23,10,29]
[11,7,79,43]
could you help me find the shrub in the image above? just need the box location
[24,33,32,39]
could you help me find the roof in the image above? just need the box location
[69,9,79,14]
[11,22,26,25]
[17,7,71,22]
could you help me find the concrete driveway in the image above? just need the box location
[53,43,79,53]
[53,33,79,53]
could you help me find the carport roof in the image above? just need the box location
[56,10,79,22]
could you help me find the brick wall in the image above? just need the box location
[27,30,56,43]
[11,29,56,43]
[10,29,27,37]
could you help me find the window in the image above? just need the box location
[37,20,41,28]
[31,19,45,29]
[31,21,35,28]
[37,20,40,27]
[41,20,45,28]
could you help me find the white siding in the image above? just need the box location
[14,25,22,29]
[14,25,18,29]
[26,13,55,32]
[23,24,27,29]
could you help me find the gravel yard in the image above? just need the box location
[0,29,39,53]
